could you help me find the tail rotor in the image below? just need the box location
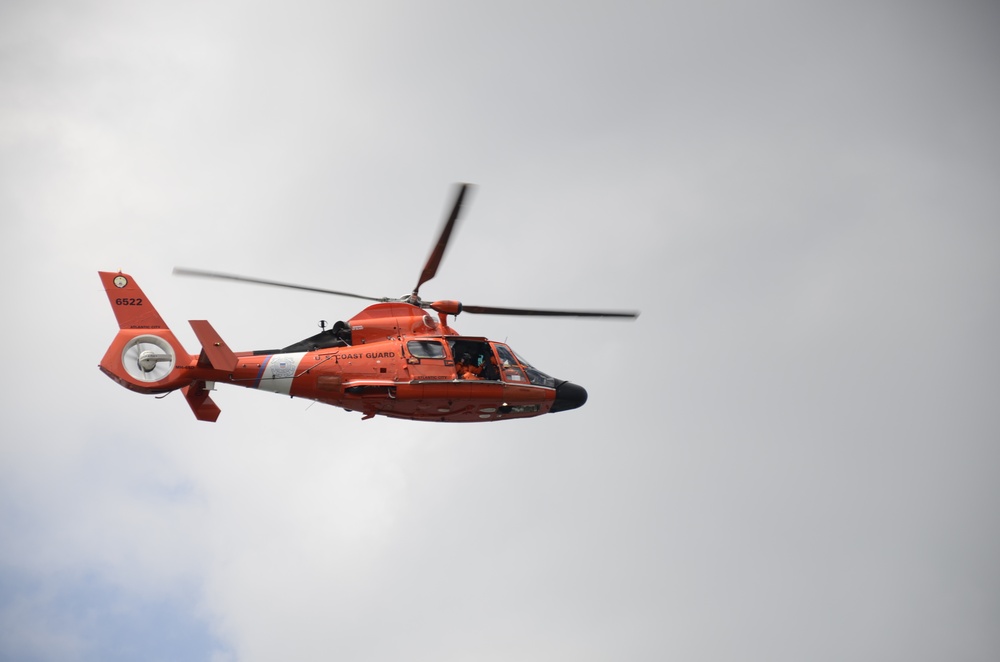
[121,335,177,382]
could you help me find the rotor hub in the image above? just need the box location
[121,335,177,382]
[138,349,171,372]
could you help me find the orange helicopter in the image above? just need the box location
[99,184,639,422]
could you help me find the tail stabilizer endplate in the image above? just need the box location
[184,381,222,422]
[189,320,238,372]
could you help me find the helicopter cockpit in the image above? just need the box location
[445,338,556,387]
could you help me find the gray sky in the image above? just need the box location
[2,1,999,660]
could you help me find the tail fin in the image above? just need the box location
[99,271,193,395]
[99,271,234,421]
[100,271,170,330]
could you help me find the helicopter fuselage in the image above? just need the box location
[224,303,587,422]
[99,274,587,423]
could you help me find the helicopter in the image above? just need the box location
[98,184,639,422]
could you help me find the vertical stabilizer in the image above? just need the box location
[98,271,194,397]
[99,271,168,329]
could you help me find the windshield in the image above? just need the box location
[491,343,556,388]
[512,350,556,388]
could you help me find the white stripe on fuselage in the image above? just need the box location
[256,352,303,395]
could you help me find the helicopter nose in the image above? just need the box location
[551,380,588,413]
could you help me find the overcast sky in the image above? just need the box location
[1,1,998,660]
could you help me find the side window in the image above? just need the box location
[494,345,527,383]
[407,340,445,359]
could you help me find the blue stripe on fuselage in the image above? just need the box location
[253,355,272,388]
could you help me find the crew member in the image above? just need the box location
[456,353,481,380]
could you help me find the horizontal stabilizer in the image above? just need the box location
[189,320,238,372]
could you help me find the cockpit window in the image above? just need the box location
[512,350,556,388]
[494,345,528,383]
[407,340,445,359]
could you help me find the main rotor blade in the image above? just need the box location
[173,267,384,302]
[414,183,472,297]
[461,303,640,319]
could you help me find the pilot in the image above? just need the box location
[479,353,500,381]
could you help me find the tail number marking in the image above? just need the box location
[115,298,144,306]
